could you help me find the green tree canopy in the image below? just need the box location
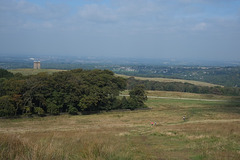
[0,69,128,117]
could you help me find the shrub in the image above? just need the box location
[47,102,60,115]
[68,105,78,115]
[0,96,16,117]
[34,107,45,116]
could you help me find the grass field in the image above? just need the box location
[116,74,221,87]
[1,91,239,160]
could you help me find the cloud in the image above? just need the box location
[0,0,240,60]
[192,22,207,31]
[1,0,238,34]
[0,0,70,32]
[78,4,117,23]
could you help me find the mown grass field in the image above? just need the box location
[1,91,239,160]
[116,74,221,87]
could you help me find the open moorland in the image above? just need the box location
[1,91,239,160]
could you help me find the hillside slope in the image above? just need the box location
[116,74,221,87]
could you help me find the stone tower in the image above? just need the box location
[33,61,41,69]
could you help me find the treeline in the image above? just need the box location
[127,77,240,96]
[0,69,147,117]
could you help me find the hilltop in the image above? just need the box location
[8,68,220,87]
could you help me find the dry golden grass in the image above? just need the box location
[146,90,239,100]
[0,91,240,160]
[116,74,221,87]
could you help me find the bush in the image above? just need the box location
[129,85,147,109]
[0,96,16,117]
[68,105,78,115]
[34,107,45,116]
[47,102,60,115]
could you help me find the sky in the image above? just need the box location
[0,0,240,61]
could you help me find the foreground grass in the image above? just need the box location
[0,91,240,160]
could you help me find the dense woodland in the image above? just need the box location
[127,77,240,96]
[0,69,147,117]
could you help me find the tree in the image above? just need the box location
[34,107,45,116]
[46,101,60,115]
[78,95,99,111]
[0,69,13,79]
[68,105,78,115]
[0,96,15,117]
[0,69,128,116]
[128,85,147,109]
[121,96,129,109]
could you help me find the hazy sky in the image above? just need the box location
[0,0,240,61]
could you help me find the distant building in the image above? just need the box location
[33,61,41,69]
